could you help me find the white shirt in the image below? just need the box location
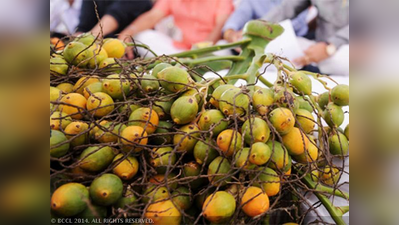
[50,0,82,34]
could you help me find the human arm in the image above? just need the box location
[291,9,309,37]
[223,0,254,34]
[91,0,152,37]
[90,15,119,36]
[117,9,166,41]
[76,0,99,33]
[117,1,166,59]
[117,0,170,42]
[206,13,232,44]
[294,25,349,65]
[222,0,256,43]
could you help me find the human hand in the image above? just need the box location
[223,29,243,43]
[116,34,134,59]
[293,42,330,67]
[124,46,135,60]
[118,32,132,42]
[73,31,83,37]
[118,24,138,41]
[118,39,134,60]
[118,26,138,59]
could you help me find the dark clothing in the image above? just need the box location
[76,0,152,36]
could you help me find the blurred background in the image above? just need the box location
[350,0,399,224]
[0,0,398,224]
[0,0,48,224]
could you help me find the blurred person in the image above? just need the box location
[117,0,234,57]
[262,0,349,75]
[77,0,152,37]
[50,0,82,36]
[222,0,309,44]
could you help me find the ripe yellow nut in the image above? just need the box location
[60,93,87,119]
[203,191,236,224]
[145,200,181,225]
[120,126,148,153]
[241,186,269,217]
[282,127,309,155]
[112,154,139,180]
[86,92,115,117]
[103,39,125,58]
[269,107,295,135]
